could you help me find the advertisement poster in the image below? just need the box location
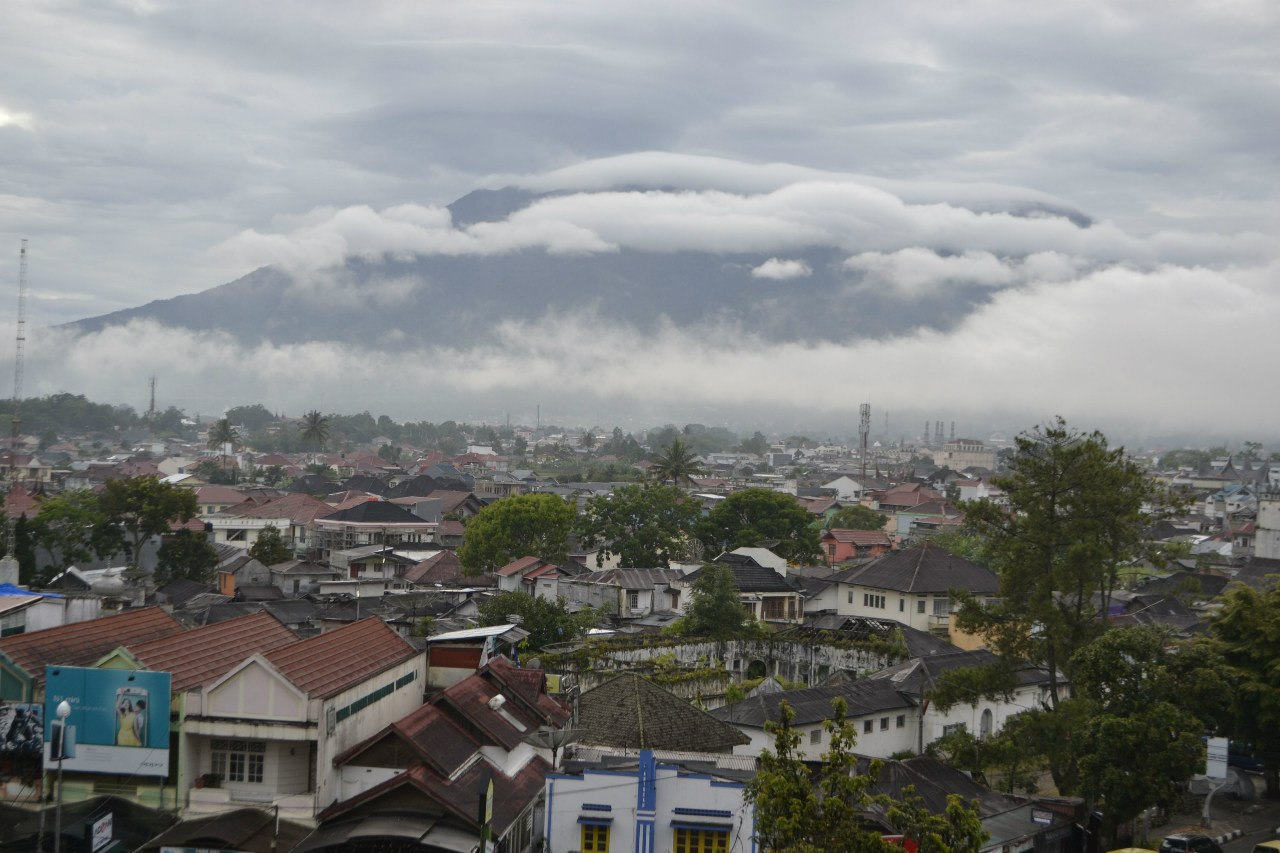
[44,666,171,776]
[0,703,44,755]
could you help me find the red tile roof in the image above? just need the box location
[822,528,893,546]
[0,607,184,689]
[319,754,550,836]
[3,484,42,517]
[127,611,298,692]
[230,493,335,523]
[496,556,543,577]
[265,617,418,699]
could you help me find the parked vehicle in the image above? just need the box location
[1159,834,1223,853]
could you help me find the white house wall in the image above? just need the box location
[546,760,754,853]
[315,655,426,810]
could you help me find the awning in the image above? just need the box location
[671,821,733,832]
[578,817,614,826]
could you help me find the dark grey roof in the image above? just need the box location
[323,501,426,524]
[1235,557,1280,590]
[271,559,341,577]
[866,649,1052,697]
[340,474,391,496]
[261,598,320,625]
[579,672,750,752]
[862,754,1022,819]
[831,542,998,595]
[574,568,684,589]
[236,584,283,602]
[710,677,914,728]
[683,562,800,594]
[157,577,211,607]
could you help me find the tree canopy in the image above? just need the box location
[574,482,702,567]
[650,437,704,483]
[698,488,822,563]
[675,563,754,640]
[1211,584,1280,797]
[749,697,987,853]
[98,476,199,568]
[458,493,575,574]
[476,591,600,651]
[824,504,888,531]
[155,529,219,586]
[248,524,293,566]
[953,418,1151,708]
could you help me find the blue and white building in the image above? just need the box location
[545,750,755,853]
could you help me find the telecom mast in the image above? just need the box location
[10,239,27,457]
[858,403,871,482]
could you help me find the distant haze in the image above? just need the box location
[0,4,1275,442]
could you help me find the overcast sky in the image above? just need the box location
[1,1,1278,440]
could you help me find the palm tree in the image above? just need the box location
[207,417,240,472]
[300,410,330,465]
[651,438,703,484]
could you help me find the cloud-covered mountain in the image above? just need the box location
[33,155,1280,437]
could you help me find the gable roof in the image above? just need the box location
[831,542,998,595]
[496,556,545,578]
[265,617,418,699]
[685,562,800,594]
[125,611,298,692]
[404,551,476,585]
[579,672,750,752]
[320,500,429,525]
[227,492,335,523]
[0,607,184,690]
[822,528,893,546]
[710,677,914,728]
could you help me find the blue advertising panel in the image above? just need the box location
[44,666,170,776]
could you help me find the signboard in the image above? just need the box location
[0,703,44,756]
[1031,808,1054,826]
[91,813,113,853]
[1205,736,1229,780]
[44,666,171,776]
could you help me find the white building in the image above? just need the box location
[546,750,755,853]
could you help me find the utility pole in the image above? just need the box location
[11,239,27,460]
[859,403,871,483]
[147,376,157,430]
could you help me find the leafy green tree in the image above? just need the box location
[248,524,293,565]
[155,529,219,586]
[676,563,750,640]
[32,490,124,571]
[377,444,403,463]
[1211,584,1280,798]
[475,591,599,650]
[207,417,240,471]
[192,458,237,485]
[749,698,988,853]
[458,493,575,574]
[300,410,330,461]
[650,437,704,483]
[699,488,822,563]
[225,403,276,432]
[575,483,702,567]
[953,419,1151,709]
[739,431,770,457]
[925,715,1043,795]
[99,476,199,568]
[12,515,38,585]
[824,504,888,531]
[1070,626,1222,843]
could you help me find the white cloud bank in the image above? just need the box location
[26,256,1280,435]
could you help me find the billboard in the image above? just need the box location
[44,666,171,776]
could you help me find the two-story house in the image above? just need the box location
[181,617,424,822]
[828,543,998,647]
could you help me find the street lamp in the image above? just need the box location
[53,700,70,853]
